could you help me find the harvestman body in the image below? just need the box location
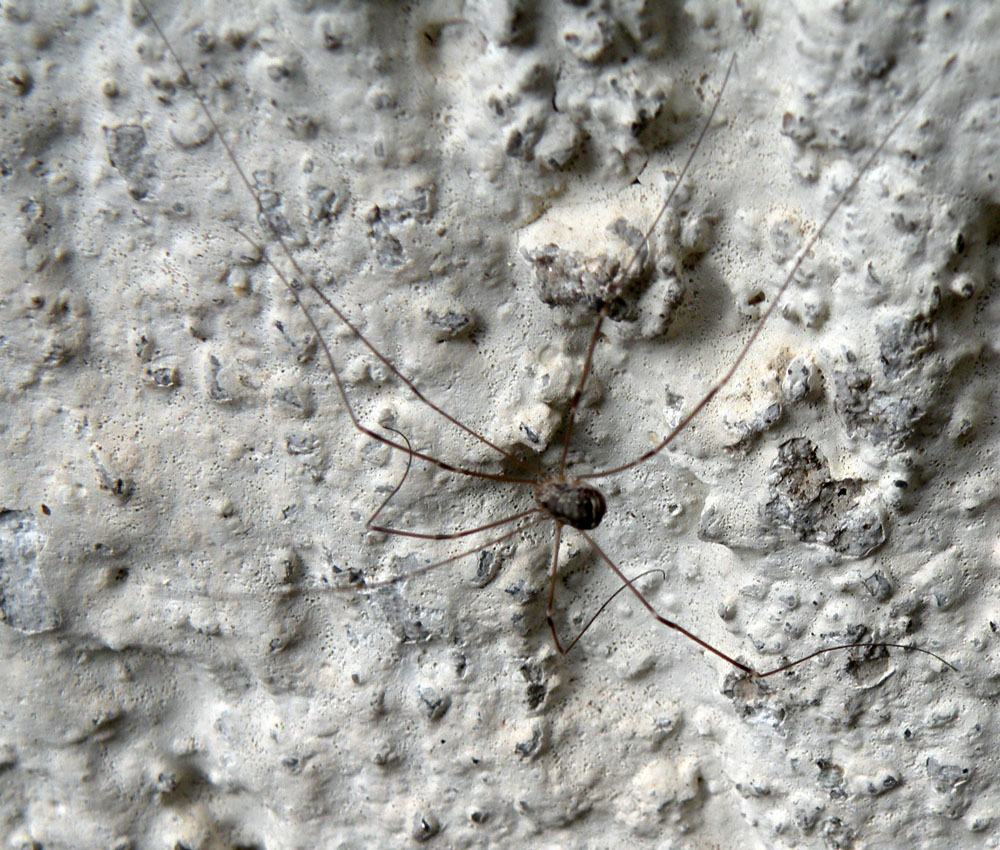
[136,1,956,680]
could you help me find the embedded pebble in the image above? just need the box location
[760,438,887,558]
[90,447,134,503]
[781,355,820,402]
[520,202,696,330]
[168,105,213,149]
[861,570,892,601]
[416,685,451,721]
[411,811,441,842]
[0,511,59,634]
[512,401,559,451]
[421,295,476,340]
[878,312,936,379]
[832,360,926,451]
[519,662,547,711]
[523,234,650,320]
[514,722,544,759]
[105,124,156,199]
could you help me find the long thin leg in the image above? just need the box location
[580,56,956,483]
[364,516,548,588]
[578,531,756,673]
[365,427,540,540]
[569,540,956,675]
[545,523,569,653]
[370,509,541,542]
[558,53,737,475]
[755,641,957,677]
[237,229,535,486]
[547,522,751,673]
[138,0,537,477]
[552,568,668,655]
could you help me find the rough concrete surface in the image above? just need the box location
[0,1,998,848]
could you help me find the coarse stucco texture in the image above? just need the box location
[1,1,998,848]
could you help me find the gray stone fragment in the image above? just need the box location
[515,723,544,759]
[0,510,60,634]
[726,401,783,449]
[423,301,476,340]
[820,817,857,849]
[781,355,820,403]
[523,217,653,321]
[519,662,547,711]
[759,438,886,558]
[861,571,892,601]
[416,685,451,721]
[927,758,974,819]
[832,362,925,451]
[411,810,441,842]
[105,124,156,200]
[372,579,434,643]
[878,312,935,379]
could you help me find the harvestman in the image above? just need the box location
[137,1,956,679]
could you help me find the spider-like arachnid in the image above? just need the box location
[137,0,955,682]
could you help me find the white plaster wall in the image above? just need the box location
[0,1,998,848]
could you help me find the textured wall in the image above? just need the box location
[0,1,997,848]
